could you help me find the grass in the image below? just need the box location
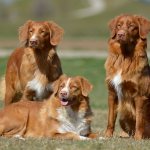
[1,57,150,150]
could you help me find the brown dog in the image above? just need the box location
[0,75,97,140]
[4,20,63,105]
[105,14,150,140]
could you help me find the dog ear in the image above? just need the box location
[19,20,32,46]
[52,74,67,96]
[108,18,117,38]
[79,77,93,97]
[109,15,125,38]
[47,21,64,46]
[135,16,150,39]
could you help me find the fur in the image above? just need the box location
[2,20,64,105]
[0,75,98,140]
[105,14,150,140]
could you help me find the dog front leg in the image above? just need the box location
[105,89,118,138]
[134,96,145,140]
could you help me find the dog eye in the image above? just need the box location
[41,30,45,34]
[71,86,78,89]
[117,24,121,29]
[60,84,64,88]
[129,24,135,28]
[29,30,33,33]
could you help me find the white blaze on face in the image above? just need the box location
[61,78,71,97]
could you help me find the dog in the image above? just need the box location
[105,14,150,140]
[3,20,63,105]
[0,75,97,140]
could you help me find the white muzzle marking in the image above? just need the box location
[61,78,71,97]
[30,34,38,41]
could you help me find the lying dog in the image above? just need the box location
[4,20,63,105]
[105,14,150,140]
[0,75,97,140]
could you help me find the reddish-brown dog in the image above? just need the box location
[105,14,150,140]
[4,20,63,105]
[0,75,97,140]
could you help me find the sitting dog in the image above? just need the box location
[3,20,63,105]
[0,75,97,140]
[105,14,150,140]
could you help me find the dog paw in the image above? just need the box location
[14,134,25,140]
[79,136,90,140]
[99,136,106,140]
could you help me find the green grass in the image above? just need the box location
[1,57,150,150]
[0,57,7,77]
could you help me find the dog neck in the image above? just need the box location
[26,46,58,76]
[110,38,147,58]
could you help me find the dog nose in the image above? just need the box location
[60,91,68,97]
[30,39,38,46]
[117,30,125,38]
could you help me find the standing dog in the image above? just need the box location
[0,75,97,140]
[4,20,63,105]
[105,14,150,140]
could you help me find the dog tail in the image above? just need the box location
[0,76,5,101]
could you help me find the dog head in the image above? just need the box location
[19,20,64,49]
[109,14,150,44]
[53,75,93,106]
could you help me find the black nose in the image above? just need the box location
[60,91,67,97]
[30,39,38,46]
[117,30,125,38]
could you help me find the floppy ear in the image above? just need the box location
[79,77,93,97]
[52,74,67,96]
[109,18,117,38]
[135,16,150,39]
[19,20,32,46]
[47,21,64,46]
[109,15,124,38]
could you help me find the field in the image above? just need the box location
[1,57,150,150]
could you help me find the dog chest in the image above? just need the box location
[57,107,90,136]
[27,78,52,99]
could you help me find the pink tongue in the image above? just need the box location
[61,100,68,106]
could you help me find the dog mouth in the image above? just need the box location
[29,43,39,49]
[117,36,127,43]
[60,98,69,106]
[60,97,74,106]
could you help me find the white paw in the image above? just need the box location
[14,134,25,140]
[79,136,90,140]
[99,136,106,140]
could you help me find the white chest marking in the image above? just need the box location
[27,78,52,98]
[57,107,90,136]
[111,71,122,99]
